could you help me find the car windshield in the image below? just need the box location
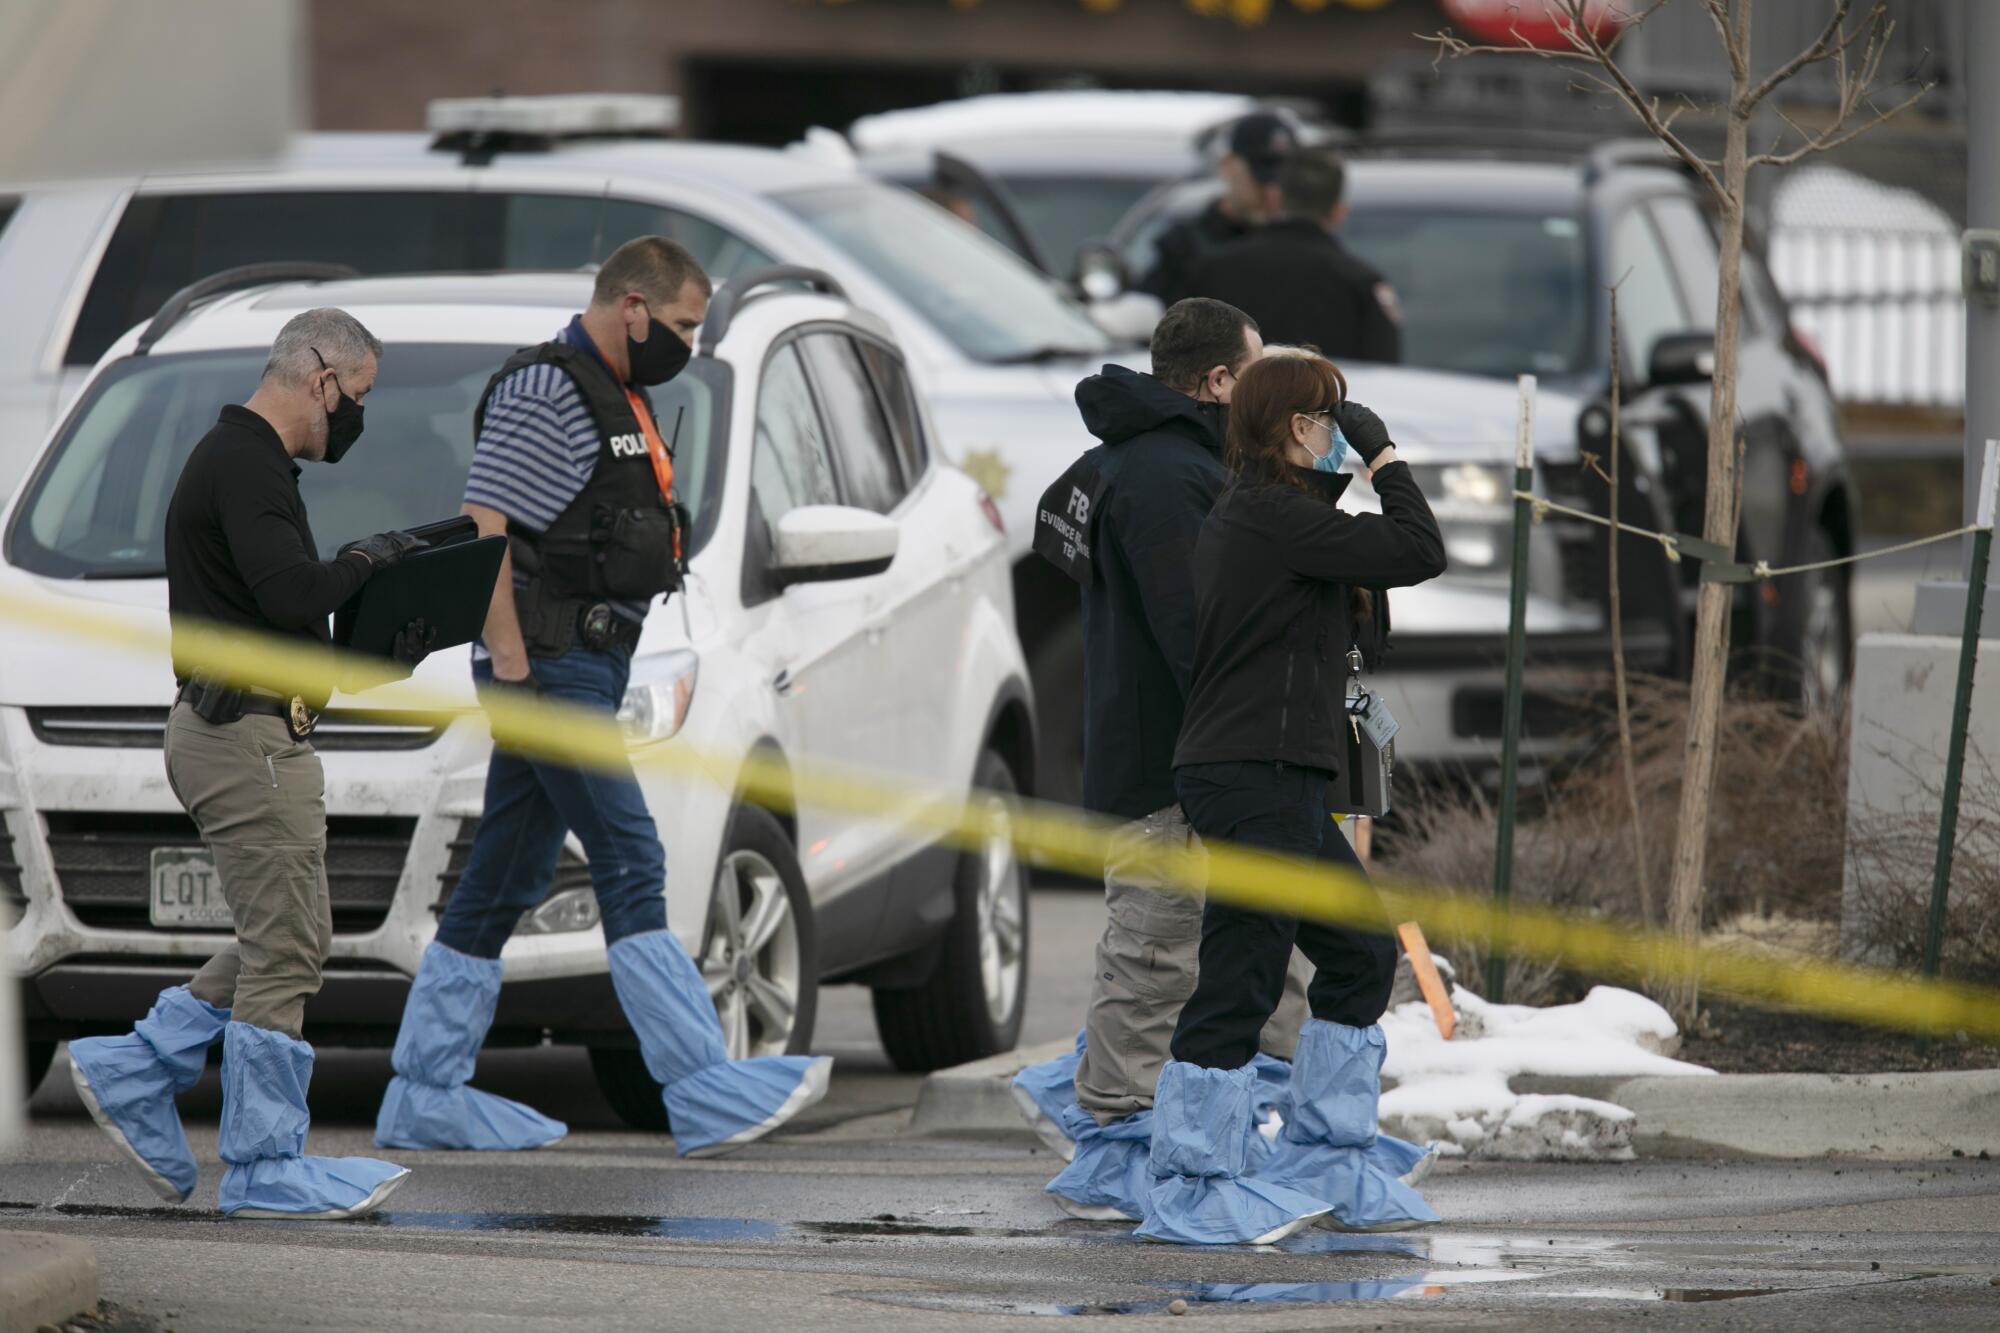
[995,175,1167,275]
[1341,209,1592,379]
[773,183,1109,364]
[6,344,727,579]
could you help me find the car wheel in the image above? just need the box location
[1789,529,1852,710]
[871,748,1030,1072]
[23,1041,54,1099]
[589,805,818,1132]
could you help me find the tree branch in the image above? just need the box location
[1423,0,1725,200]
[1747,82,1932,167]
[1551,0,1729,198]
[1699,0,1747,86]
[1744,0,1863,110]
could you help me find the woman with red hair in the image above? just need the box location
[1139,351,1448,1246]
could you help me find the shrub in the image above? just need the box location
[1376,676,1850,1005]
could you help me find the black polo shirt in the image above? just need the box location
[164,404,371,688]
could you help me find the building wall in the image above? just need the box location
[3,0,303,180]
[310,0,1437,140]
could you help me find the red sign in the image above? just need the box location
[1438,0,1627,49]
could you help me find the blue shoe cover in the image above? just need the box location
[1010,1029,1085,1159]
[1249,1052,1295,1123]
[1135,1062,1328,1246]
[217,1022,408,1219]
[1288,1020,1386,1147]
[1046,1109,1151,1221]
[607,930,832,1157]
[1260,1136,1440,1231]
[375,941,566,1151]
[67,986,227,1202]
[1369,1132,1442,1186]
[663,1055,833,1158]
[1260,1020,1439,1232]
[1266,1025,1440,1184]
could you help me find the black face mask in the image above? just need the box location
[312,348,366,463]
[626,307,692,387]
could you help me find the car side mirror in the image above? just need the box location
[1072,241,1131,303]
[1648,332,1716,387]
[772,505,898,587]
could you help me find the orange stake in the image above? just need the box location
[1396,922,1456,1041]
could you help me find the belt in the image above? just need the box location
[590,611,643,653]
[175,683,289,719]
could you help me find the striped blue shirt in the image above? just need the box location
[466,319,647,644]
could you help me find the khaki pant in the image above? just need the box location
[164,702,331,1039]
[1074,804,1310,1123]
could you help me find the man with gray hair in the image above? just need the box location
[66,306,423,1220]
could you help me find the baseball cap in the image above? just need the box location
[1227,111,1298,184]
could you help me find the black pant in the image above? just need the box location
[1169,760,1397,1071]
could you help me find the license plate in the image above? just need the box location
[149,848,232,928]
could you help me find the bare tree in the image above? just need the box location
[1427,0,1927,1015]
[1602,280,1653,926]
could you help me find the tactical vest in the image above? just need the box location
[473,339,684,655]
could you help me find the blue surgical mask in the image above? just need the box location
[1307,414,1348,474]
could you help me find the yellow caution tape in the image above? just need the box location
[6,576,2000,1042]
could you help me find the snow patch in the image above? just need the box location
[1380,983,1709,1162]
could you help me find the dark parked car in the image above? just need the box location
[1113,137,1855,706]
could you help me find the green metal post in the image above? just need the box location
[1917,441,1997,1055]
[1488,375,1537,1002]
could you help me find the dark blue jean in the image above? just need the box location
[435,647,668,958]
[1169,760,1397,1071]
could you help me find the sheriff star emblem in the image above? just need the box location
[960,447,1012,501]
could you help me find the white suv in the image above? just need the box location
[0,108,1109,803]
[0,267,1036,1127]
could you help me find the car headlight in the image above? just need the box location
[1409,463,1511,572]
[1439,463,1508,508]
[618,648,700,743]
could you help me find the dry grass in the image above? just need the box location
[1376,675,1851,1006]
[1846,750,2000,986]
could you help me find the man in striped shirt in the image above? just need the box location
[373,237,834,1158]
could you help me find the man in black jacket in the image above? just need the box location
[1014,298,1311,1220]
[1137,112,1296,307]
[1187,147,1401,364]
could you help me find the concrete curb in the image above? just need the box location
[1510,1069,2000,1160]
[0,1232,97,1333]
[913,1045,2000,1160]
[908,1038,1069,1140]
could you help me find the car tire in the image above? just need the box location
[589,804,818,1133]
[871,748,1030,1072]
[23,1040,54,1099]
[1783,527,1852,710]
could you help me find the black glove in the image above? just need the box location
[1334,400,1395,465]
[391,618,437,668]
[341,530,427,570]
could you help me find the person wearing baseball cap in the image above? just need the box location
[1186,146,1403,366]
[1138,111,1298,307]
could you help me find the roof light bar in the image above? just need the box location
[426,94,680,138]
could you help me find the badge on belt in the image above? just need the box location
[287,696,319,742]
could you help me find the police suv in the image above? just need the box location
[0,266,1036,1127]
[0,96,1106,805]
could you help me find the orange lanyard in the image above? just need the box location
[623,386,674,505]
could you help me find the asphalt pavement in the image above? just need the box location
[5,889,1998,1329]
